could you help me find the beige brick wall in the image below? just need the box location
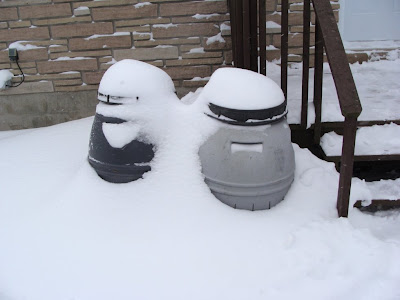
[0,0,345,129]
[0,0,232,97]
[0,0,343,95]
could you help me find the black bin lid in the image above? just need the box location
[208,100,287,122]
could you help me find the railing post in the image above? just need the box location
[242,0,251,69]
[313,18,323,144]
[228,0,259,72]
[259,0,267,75]
[249,0,258,72]
[281,0,288,99]
[337,116,358,217]
[301,0,311,129]
[230,0,244,68]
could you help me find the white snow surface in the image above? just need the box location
[53,57,92,61]
[366,178,400,201]
[74,6,89,11]
[206,32,225,45]
[193,13,220,19]
[84,32,130,40]
[321,123,400,156]
[343,40,400,51]
[266,21,281,28]
[0,69,13,89]
[264,51,400,125]
[188,47,205,53]
[1,59,400,299]
[134,2,151,8]
[220,23,231,31]
[198,67,285,110]
[102,122,141,149]
[1,94,400,299]
[366,178,400,200]
[8,41,44,51]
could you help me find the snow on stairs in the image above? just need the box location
[320,122,400,210]
[353,177,400,211]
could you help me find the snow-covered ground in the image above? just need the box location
[1,57,400,299]
[1,111,400,299]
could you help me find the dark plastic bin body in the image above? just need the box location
[88,113,154,183]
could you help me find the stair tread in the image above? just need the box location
[364,178,400,201]
[320,123,400,157]
[354,178,400,209]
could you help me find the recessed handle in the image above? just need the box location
[231,142,263,154]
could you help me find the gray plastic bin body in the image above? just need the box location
[199,117,295,210]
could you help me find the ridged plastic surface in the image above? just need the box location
[199,118,295,210]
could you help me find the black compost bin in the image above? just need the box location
[87,59,178,183]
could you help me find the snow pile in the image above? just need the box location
[321,123,400,156]
[0,116,399,299]
[96,59,183,149]
[0,69,13,89]
[197,67,285,110]
[98,59,176,103]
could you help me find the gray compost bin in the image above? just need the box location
[198,68,295,210]
[88,59,177,183]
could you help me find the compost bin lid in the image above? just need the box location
[200,68,287,125]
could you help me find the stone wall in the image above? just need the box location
[0,0,341,130]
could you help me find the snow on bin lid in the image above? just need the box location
[98,59,175,103]
[201,67,285,110]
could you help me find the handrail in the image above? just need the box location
[228,0,362,217]
[286,0,362,217]
[311,0,362,117]
[308,0,362,217]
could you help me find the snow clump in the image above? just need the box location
[0,69,13,89]
[197,67,285,110]
[98,59,176,103]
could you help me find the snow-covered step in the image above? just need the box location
[320,123,400,157]
[354,178,400,209]
[365,178,400,201]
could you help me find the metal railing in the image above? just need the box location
[228,0,362,217]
